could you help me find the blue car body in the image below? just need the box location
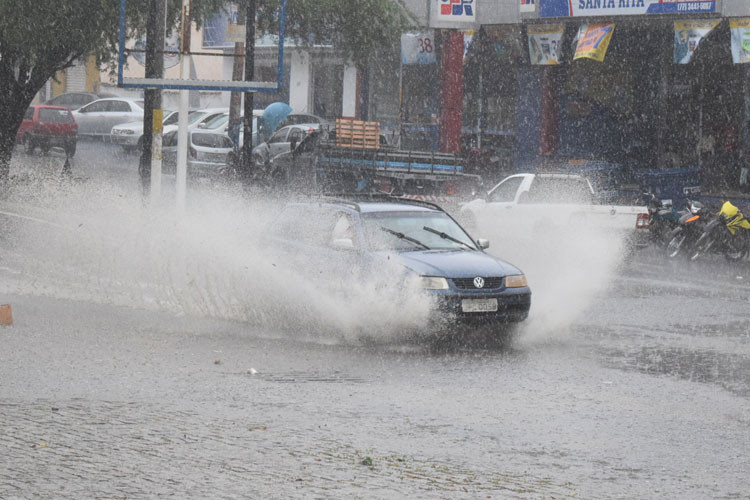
[269,198,531,327]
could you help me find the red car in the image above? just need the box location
[17,105,78,157]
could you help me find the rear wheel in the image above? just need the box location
[24,135,35,154]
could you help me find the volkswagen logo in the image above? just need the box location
[473,276,485,289]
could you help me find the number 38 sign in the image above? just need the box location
[401,30,437,65]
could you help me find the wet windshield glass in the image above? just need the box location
[361,211,476,251]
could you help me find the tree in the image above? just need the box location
[0,0,415,184]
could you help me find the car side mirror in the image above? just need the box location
[331,238,354,250]
[476,238,490,250]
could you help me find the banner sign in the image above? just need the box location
[528,24,564,65]
[731,19,750,64]
[540,0,715,18]
[520,0,535,12]
[434,0,476,23]
[401,31,437,65]
[673,20,720,64]
[574,22,615,62]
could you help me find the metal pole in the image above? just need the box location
[176,0,190,214]
[140,0,166,199]
[240,0,256,182]
[228,6,245,148]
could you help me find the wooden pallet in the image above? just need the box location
[335,118,380,149]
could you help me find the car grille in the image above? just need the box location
[452,277,504,290]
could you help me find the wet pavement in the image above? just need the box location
[1,142,749,499]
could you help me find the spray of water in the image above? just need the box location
[467,205,628,342]
[0,174,432,343]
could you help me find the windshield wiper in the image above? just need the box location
[380,227,430,250]
[422,226,474,250]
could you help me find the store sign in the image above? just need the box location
[539,0,715,18]
[520,0,535,13]
[528,24,564,65]
[574,22,615,62]
[673,20,720,64]
[434,0,476,23]
[731,19,750,64]
[401,31,437,65]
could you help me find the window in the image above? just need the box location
[24,107,35,120]
[81,101,108,113]
[39,108,73,123]
[268,128,288,144]
[163,111,179,125]
[110,101,132,112]
[191,132,233,149]
[288,128,303,144]
[525,177,593,204]
[489,176,524,202]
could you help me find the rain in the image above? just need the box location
[1,1,750,498]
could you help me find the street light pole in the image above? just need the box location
[240,0,256,182]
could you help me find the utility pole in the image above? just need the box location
[140,0,166,198]
[228,6,245,147]
[240,0,256,182]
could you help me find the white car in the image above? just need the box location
[162,129,235,178]
[72,98,145,138]
[251,123,320,166]
[110,108,228,152]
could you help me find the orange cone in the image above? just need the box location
[0,305,13,325]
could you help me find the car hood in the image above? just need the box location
[388,249,523,278]
[111,121,143,132]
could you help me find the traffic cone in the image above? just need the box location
[0,304,12,325]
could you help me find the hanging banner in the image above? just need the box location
[485,25,525,64]
[528,24,564,65]
[540,0,715,18]
[462,29,477,62]
[673,20,720,64]
[730,19,750,64]
[401,30,437,64]
[434,0,476,23]
[574,22,615,62]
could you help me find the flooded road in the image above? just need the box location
[1,142,749,499]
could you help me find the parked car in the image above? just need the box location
[162,129,235,178]
[16,105,78,157]
[110,107,228,152]
[72,98,144,138]
[278,113,329,129]
[251,123,320,166]
[197,109,264,148]
[267,197,531,330]
[44,91,116,111]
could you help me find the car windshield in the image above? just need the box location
[361,211,477,251]
[202,113,228,129]
[39,108,73,123]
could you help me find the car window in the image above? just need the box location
[269,128,288,144]
[23,107,35,120]
[191,133,233,149]
[288,128,303,144]
[163,111,180,125]
[163,131,178,147]
[489,176,524,203]
[524,177,594,204]
[110,101,132,112]
[39,108,74,123]
[81,101,107,113]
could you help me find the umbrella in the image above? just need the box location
[262,102,292,140]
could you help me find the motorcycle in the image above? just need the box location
[665,199,708,259]
[690,200,750,262]
[645,193,682,247]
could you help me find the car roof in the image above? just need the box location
[33,105,72,111]
[305,197,444,214]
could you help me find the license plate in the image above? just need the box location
[461,298,498,313]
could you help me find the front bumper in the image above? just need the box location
[429,286,531,325]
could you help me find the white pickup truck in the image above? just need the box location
[460,173,650,246]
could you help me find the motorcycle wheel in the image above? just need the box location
[724,232,749,262]
[666,232,686,258]
[690,232,714,261]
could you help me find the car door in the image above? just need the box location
[106,100,141,134]
[74,100,109,136]
[484,175,528,239]
[266,126,291,159]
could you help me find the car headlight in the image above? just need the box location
[420,276,449,290]
[123,130,135,135]
[505,274,528,288]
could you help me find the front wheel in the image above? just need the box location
[666,230,686,259]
